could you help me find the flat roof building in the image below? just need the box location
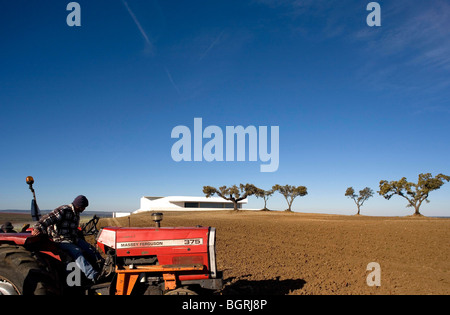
[134,196,247,213]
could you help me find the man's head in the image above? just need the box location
[72,195,89,213]
[1,222,14,232]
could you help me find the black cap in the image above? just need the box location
[73,195,89,208]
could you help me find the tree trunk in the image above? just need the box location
[414,205,421,216]
[233,200,239,211]
[356,205,361,215]
[285,199,293,212]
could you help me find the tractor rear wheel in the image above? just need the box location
[0,245,60,295]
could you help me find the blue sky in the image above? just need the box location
[1,0,449,216]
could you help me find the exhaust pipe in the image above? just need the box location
[151,212,163,228]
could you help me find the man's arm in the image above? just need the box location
[32,207,64,235]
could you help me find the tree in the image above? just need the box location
[378,173,450,216]
[345,187,374,215]
[203,184,258,211]
[273,184,308,212]
[254,188,274,211]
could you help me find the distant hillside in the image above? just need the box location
[0,210,113,218]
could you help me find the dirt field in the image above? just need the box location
[100,211,450,295]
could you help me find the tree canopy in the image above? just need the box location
[203,184,258,211]
[254,188,274,211]
[273,184,307,212]
[345,187,374,215]
[378,173,450,216]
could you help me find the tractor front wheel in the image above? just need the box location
[164,287,199,295]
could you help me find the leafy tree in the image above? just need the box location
[378,173,450,216]
[254,188,274,211]
[345,187,374,215]
[273,184,308,212]
[203,184,258,211]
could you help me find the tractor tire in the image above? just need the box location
[0,245,60,295]
[164,287,199,295]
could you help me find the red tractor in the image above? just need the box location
[0,177,222,295]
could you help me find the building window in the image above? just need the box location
[183,202,240,208]
[224,203,241,209]
[198,202,222,208]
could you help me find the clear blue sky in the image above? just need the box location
[1,0,449,216]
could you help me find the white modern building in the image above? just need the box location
[134,196,248,213]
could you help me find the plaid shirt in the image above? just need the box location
[34,204,80,243]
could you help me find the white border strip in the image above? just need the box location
[208,227,217,278]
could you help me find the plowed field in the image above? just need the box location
[99,211,450,295]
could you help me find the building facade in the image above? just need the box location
[134,196,247,213]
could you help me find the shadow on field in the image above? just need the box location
[221,276,306,295]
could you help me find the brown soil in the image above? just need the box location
[100,211,450,295]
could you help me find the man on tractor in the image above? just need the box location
[32,195,103,283]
